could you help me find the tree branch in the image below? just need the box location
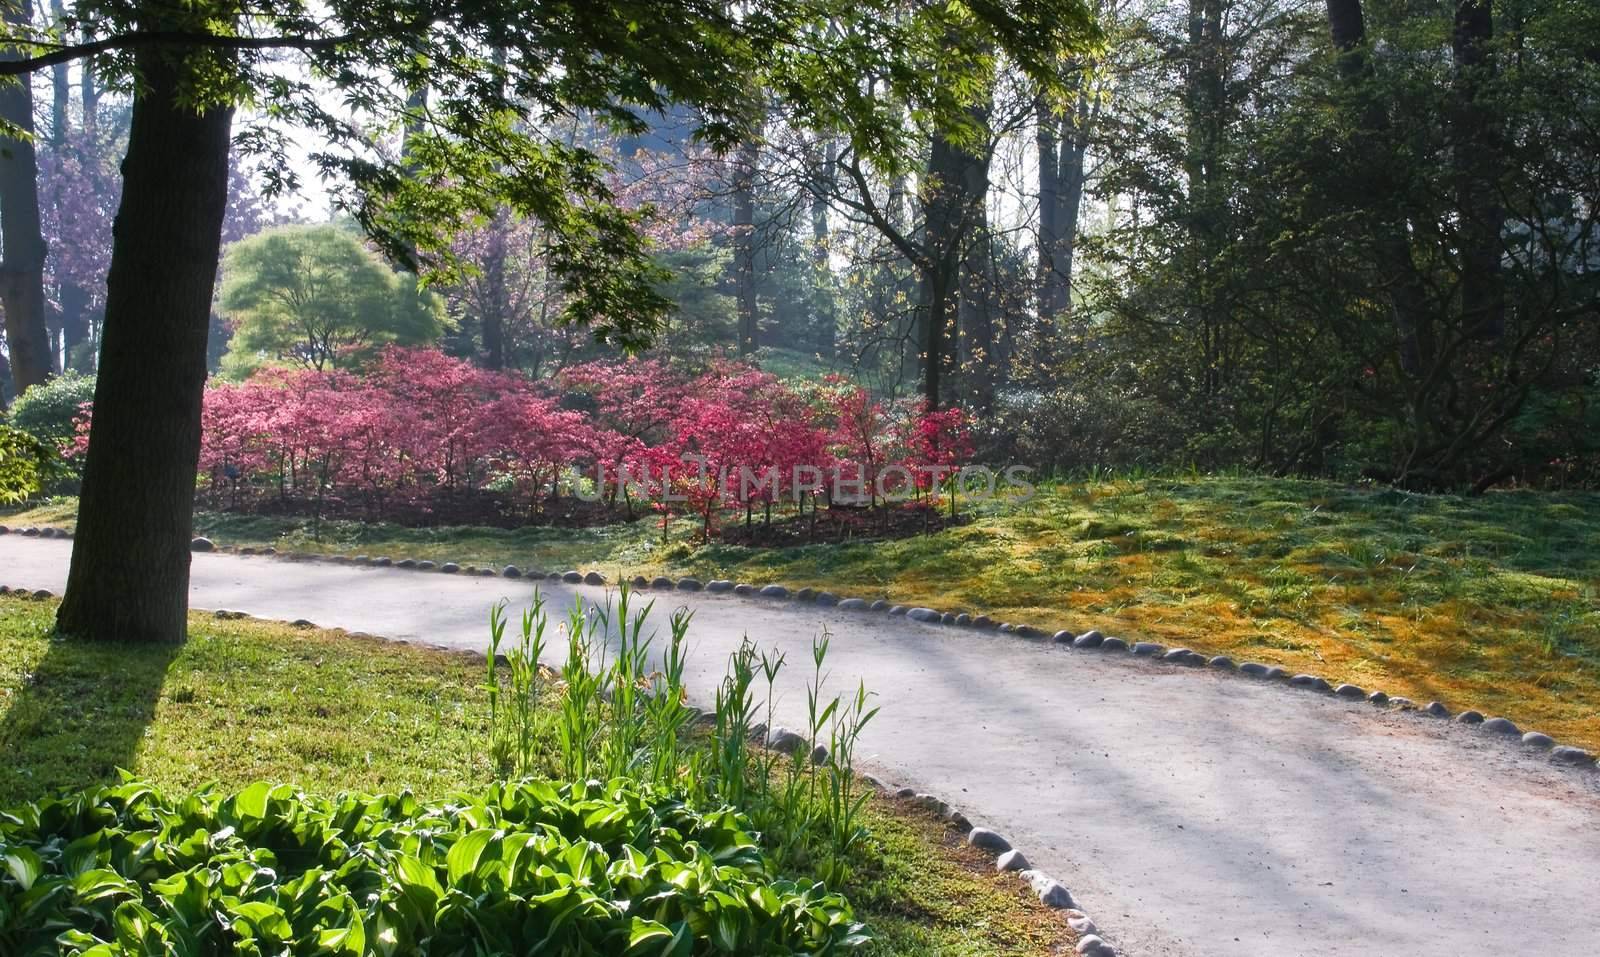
[0,29,365,76]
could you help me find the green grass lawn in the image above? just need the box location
[0,593,1072,956]
[12,473,1595,750]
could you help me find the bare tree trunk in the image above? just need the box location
[1056,79,1091,312]
[1325,0,1427,374]
[809,139,836,359]
[47,1,68,145]
[1036,98,1064,320]
[49,0,91,370]
[480,208,508,369]
[57,52,235,643]
[923,132,985,408]
[0,0,54,392]
[1184,0,1226,396]
[1451,0,1503,339]
[80,30,98,129]
[957,94,994,409]
[732,138,758,355]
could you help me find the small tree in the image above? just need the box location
[219,224,445,376]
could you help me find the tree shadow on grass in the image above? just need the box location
[0,630,179,806]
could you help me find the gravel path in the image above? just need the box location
[4,537,1599,956]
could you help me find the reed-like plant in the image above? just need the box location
[486,595,549,777]
[484,587,882,889]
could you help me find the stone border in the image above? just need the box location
[614,573,1599,779]
[855,774,1114,955]
[19,542,1599,953]
[9,525,1591,779]
[0,569,1109,951]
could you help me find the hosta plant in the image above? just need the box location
[0,776,868,956]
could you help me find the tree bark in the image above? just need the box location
[48,1,68,145]
[1325,0,1427,374]
[956,95,994,409]
[1451,0,1503,339]
[480,208,508,369]
[57,51,235,643]
[1056,84,1090,313]
[0,0,54,392]
[80,29,98,131]
[809,138,836,359]
[49,0,91,370]
[1324,0,1366,74]
[922,135,970,410]
[1036,98,1064,320]
[1184,0,1225,396]
[732,138,758,355]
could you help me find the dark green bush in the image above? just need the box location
[0,425,68,504]
[8,373,95,451]
[0,776,868,956]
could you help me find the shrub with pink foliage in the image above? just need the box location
[80,347,974,538]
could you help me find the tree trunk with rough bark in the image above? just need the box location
[57,52,235,643]
[732,138,758,355]
[956,95,994,410]
[1325,0,1427,374]
[0,0,54,392]
[1451,0,1503,339]
[49,0,91,370]
[1036,99,1065,320]
[1056,84,1090,313]
[809,139,836,359]
[922,134,971,410]
[480,208,508,369]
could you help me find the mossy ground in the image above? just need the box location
[0,594,1070,956]
[12,474,1592,749]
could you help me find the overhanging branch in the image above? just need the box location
[0,29,366,76]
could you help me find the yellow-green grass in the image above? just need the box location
[0,594,1070,956]
[12,474,1596,750]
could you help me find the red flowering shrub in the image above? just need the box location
[79,348,974,537]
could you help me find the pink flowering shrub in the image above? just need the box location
[83,348,975,535]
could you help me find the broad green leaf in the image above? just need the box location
[445,828,495,884]
[4,847,43,891]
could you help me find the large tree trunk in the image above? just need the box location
[732,138,758,355]
[57,53,235,643]
[1040,81,1091,324]
[0,0,54,392]
[1324,0,1366,73]
[47,1,68,145]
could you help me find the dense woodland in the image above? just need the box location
[0,1,1595,640]
[4,1,1597,494]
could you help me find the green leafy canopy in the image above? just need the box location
[1,0,1098,352]
[218,223,446,376]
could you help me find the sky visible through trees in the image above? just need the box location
[0,0,1595,641]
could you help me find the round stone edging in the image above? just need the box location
[620,570,1599,779]
[856,774,1112,953]
[14,545,1594,953]
[55,535,1600,777]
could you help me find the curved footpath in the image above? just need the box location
[3,536,1599,956]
